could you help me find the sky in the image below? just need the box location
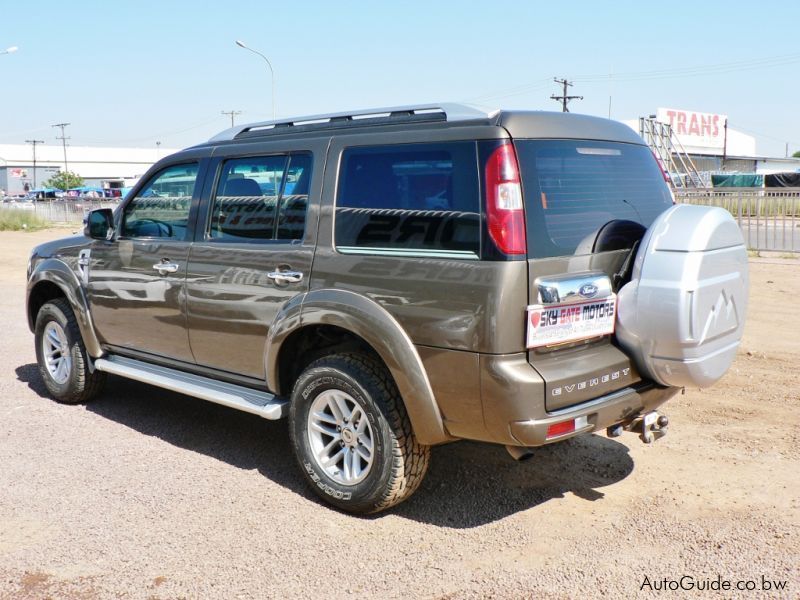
[1,0,798,157]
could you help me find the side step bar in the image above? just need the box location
[94,355,288,420]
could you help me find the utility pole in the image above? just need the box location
[722,118,728,163]
[550,77,583,113]
[25,139,44,189]
[52,123,71,172]
[221,110,242,127]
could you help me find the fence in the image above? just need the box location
[675,189,800,253]
[4,192,799,253]
[0,198,119,225]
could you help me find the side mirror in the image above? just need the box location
[84,208,115,240]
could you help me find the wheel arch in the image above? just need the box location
[266,289,451,446]
[27,259,103,358]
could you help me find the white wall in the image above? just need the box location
[756,158,800,175]
[0,143,180,179]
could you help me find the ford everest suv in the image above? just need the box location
[26,104,748,513]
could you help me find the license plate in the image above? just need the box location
[526,295,617,349]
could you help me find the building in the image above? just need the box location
[625,108,800,186]
[0,143,179,195]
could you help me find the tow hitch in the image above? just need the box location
[607,411,669,444]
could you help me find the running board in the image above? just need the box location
[94,355,288,420]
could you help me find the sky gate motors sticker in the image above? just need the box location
[526,295,617,348]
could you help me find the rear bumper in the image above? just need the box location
[421,347,680,447]
[507,384,677,446]
[478,352,678,447]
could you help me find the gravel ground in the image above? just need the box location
[1,229,798,599]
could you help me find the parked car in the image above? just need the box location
[26,104,748,513]
[14,199,36,210]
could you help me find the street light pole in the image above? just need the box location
[235,40,275,120]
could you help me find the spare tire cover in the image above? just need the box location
[616,204,748,388]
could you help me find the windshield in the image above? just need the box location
[514,139,673,258]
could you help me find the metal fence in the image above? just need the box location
[4,191,799,254]
[0,199,119,225]
[675,189,800,253]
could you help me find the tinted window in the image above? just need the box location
[122,163,198,239]
[209,153,312,242]
[335,142,480,258]
[278,154,312,240]
[515,140,673,258]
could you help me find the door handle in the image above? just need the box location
[152,261,179,275]
[267,270,303,284]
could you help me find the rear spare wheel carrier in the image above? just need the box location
[615,204,748,388]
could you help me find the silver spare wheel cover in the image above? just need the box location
[616,204,748,388]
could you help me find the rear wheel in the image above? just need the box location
[34,299,106,404]
[289,353,430,514]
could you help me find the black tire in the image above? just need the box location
[289,353,430,514]
[34,298,106,404]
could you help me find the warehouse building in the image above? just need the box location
[626,108,800,187]
[0,143,178,196]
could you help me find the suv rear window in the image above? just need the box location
[335,142,480,258]
[515,140,673,258]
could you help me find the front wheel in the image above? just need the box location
[34,298,106,404]
[289,353,430,514]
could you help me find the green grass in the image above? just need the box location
[0,209,49,231]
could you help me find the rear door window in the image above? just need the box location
[335,142,480,258]
[208,153,312,242]
[514,140,673,258]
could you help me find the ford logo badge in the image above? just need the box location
[579,284,598,298]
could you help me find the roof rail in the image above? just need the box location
[208,103,495,143]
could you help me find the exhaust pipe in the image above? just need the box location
[506,445,535,461]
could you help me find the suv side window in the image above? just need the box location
[335,142,480,258]
[122,163,198,239]
[208,153,312,242]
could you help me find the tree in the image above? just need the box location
[793,151,800,159]
[43,171,84,191]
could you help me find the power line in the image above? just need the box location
[574,52,800,83]
[77,116,222,145]
[52,122,70,172]
[550,78,582,113]
[460,51,800,109]
[221,110,243,127]
[464,78,552,103]
[24,139,44,188]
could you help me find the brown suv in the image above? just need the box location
[26,104,749,513]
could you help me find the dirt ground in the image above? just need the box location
[0,229,798,599]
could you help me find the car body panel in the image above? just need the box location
[27,254,103,358]
[87,238,194,362]
[184,138,327,378]
[292,288,450,445]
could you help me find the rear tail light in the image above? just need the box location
[485,142,526,255]
[546,415,589,440]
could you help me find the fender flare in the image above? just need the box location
[265,288,451,446]
[27,258,104,358]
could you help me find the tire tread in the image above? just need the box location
[294,352,430,513]
[36,298,105,404]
